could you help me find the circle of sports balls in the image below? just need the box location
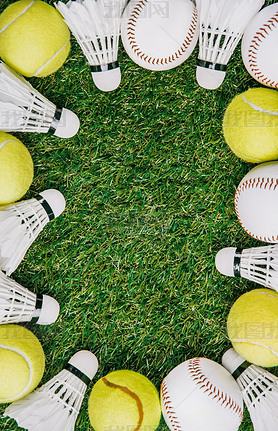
[1,1,278,431]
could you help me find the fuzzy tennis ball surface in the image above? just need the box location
[88,370,161,431]
[223,88,278,163]
[0,324,45,403]
[0,132,33,205]
[227,289,278,367]
[0,0,70,77]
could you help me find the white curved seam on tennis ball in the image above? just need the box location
[0,344,33,403]
[255,291,278,299]
[0,139,19,151]
[0,1,35,34]
[232,340,278,357]
[232,148,263,163]
[242,95,278,116]
[33,40,70,77]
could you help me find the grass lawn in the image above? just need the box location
[0,0,276,430]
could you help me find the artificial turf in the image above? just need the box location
[0,0,277,430]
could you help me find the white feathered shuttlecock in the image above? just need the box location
[0,62,80,138]
[195,0,265,89]
[215,245,278,292]
[222,348,278,431]
[0,271,60,325]
[5,350,99,431]
[0,189,66,276]
[56,0,126,92]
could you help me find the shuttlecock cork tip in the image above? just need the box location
[68,351,99,381]
[222,348,245,375]
[196,66,226,90]
[37,295,60,325]
[54,108,80,139]
[92,68,121,92]
[215,247,237,277]
[39,189,66,219]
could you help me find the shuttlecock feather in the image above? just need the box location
[0,271,60,325]
[222,348,278,431]
[5,350,99,431]
[0,62,80,138]
[56,0,126,92]
[0,189,66,276]
[196,0,265,89]
[215,245,278,292]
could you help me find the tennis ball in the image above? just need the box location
[0,0,70,77]
[227,289,278,367]
[0,132,33,205]
[0,324,45,403]
[88,370,161,431]
[223,88,278,163]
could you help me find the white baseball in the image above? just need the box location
[161,357,243,431]
[235,162,278,243]
[242,3,278,88]
[121,0,199,71]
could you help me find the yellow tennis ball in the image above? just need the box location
[223,88,278,163]
[0,132,33,205]
[227,289,278,367]
[0,324,45,403]
[88,370,161,431]
[0,0,70,77]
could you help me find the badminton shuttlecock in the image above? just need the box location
[0,189,66,276]
[56,0,126,92]
[215,245,278,291]
[0,62,80,138]
[0,271,59,325]
[196,0,265,89]
[222,348,278,431]
[5,350,99,431]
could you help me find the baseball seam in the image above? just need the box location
[188,358,243,419]
[247,12,278,88]
[126,0,198,65]
[235,177,278,243]
[161,379,182,431]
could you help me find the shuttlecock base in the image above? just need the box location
[39,189,66,219]
[37,295,60,325]
[92,67,121,92]
[196,66,226,90]
[215,247,238,277]
[222,348,246,375]
[54,108,80,138]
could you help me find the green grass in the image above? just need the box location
[0,1,277,430]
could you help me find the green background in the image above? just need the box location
[0,0,276,430]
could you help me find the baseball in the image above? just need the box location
[121,0,199,71]
[235,162,278,243]
[242,3,278,88]
[161,357,243,431]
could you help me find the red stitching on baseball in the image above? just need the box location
[126,0,198,65]
[188,358,243,419]
[235,177,278,242]
[247,12,278,88]
[161,379,182,431]
[161,359,243,428]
